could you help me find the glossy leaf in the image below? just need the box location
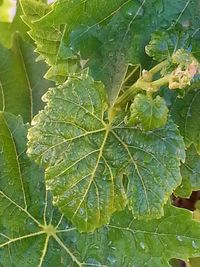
[171,89,200,154]
[126,94,169,131]
[27,74,185,232]
[1,0,200,265]
[0,33,53,122]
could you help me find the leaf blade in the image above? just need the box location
[27,75,185,231]
[0,34,53,122]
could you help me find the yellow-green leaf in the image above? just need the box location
[27,74,185,232]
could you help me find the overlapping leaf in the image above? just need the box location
[105,205,200,266]
[1,0,200,266]
[27,74,185,232]
[171,89,200,154]
[20,0,199,104]
[175,145,200,198]
[0,33,53,122]
[20,0,83,84]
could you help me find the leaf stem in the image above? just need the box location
[114,83,141,107]
[151,75,171,87]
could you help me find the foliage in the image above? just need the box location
[0,0,200,266]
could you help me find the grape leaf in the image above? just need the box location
[27,74,185,232]
[171,89,200,154]
[126,94,169,131]
[145,29,190,62]
[20,0,198,105]
[175,145,200,198]
[145,1,200,63]
[20,0,81,84]
[105,204,200,266]
[0,33,53,122]
[1,113,200,266]
[0,111,105,266]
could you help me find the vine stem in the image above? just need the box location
[114,60,170,107]
[148,59,169,75]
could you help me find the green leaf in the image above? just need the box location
[105,204,200,266]
[20,0,81,84]
[0,111,105,266]
[145,29,190,62]
[126,94,169,131]
[0,114,200,266]
[27,74,185,232]
[0,33,53,122]
[175,145,200,198]
[20,0,199,105]
[171,89,200,154]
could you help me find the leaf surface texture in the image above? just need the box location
[27,75,185,231]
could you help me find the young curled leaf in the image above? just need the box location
[125,94,169,131]
[145,30,190,62]
[169,49,200,90]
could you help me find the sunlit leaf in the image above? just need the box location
[27,74,185,232]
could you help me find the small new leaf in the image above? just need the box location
[126,94,169,131]
[145,30,190,62]
[27,75,185,232]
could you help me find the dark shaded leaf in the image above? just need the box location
[0,33,53,122]
[171,89,200,154]
[175,145,200,198]
[20,0,200,105]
